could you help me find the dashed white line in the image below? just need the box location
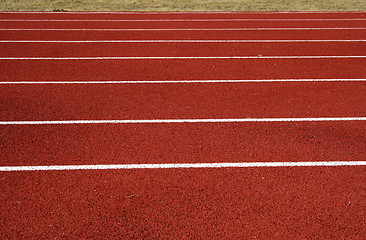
[1,117,365,125]
[1,161,365,171]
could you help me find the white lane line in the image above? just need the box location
[1,79,365,84]
[1,56,365,60]
[1,11,366,14]
[1,161,365,171]
[1,40,366,43]
[1,117,365,125]
[1,18,366,21]
[1,27,365,31]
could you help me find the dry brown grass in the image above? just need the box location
[0,0,365,12]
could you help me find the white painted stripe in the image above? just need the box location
[1,27,365,31]
[1,11,366,14]
[1,161,365,171]
[1,40,365,43]
[1,18,366,21]
[1,56,365,60]
[1,79,365,84]
[1,117,365,125]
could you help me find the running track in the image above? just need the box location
[0,11,365,239]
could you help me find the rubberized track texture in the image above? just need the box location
[0,11,365,239]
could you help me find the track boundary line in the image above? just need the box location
[1,11,366,14]
[1,28,365,31]
[1,19,366,22]
[1,161,366,172]
[1,117,366,125]
[1,79,366,84]
[2,40,365,43]
[1,56,365,60]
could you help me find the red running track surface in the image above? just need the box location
[1,18,366,29]
[0,11,365,239]
[1,42,366,57]
[1,29,365,41]
[1,82,366,120]
[1,167,365,239]
[1,58,366,81]
[1,122,366,166]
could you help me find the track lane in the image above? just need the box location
[1,122,365,166]
[1,82,366,121]
[1,58,365,80]
[1,42,365,57]
[1,29,365,41]
[1,167,365,238]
